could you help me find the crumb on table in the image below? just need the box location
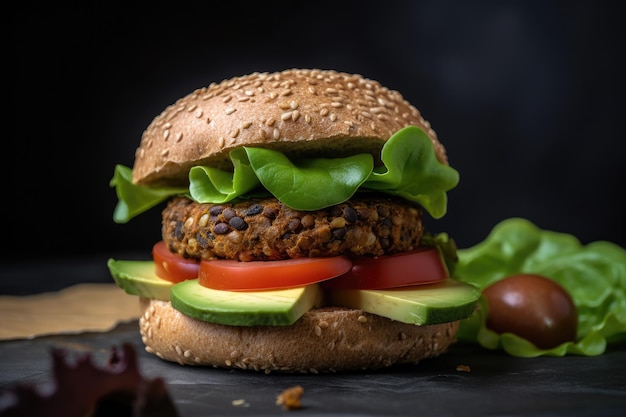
[276,385,304,410]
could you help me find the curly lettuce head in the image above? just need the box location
[455,218,626,357]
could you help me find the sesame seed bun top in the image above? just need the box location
[132,68,447,187]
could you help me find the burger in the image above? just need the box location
[108,68,480,373]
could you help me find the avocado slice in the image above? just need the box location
[328,279,481,325]
[108,258,479,327]
[171,279,324,326]
[107,259,173,301]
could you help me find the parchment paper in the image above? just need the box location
[0,283,140,340]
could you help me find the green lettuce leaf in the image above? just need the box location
[110,165,188,224]
[455,217,626,357]
[244,147,373,210]
[421,232,459,277]
[189,148,261,203]
[364,126,460,219]
[110,126,459,222]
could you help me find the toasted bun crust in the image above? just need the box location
[139,298,459,373]
[133,68,447,186]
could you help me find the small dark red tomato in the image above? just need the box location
[483,274,578,349]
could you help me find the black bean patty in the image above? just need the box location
[162,196,424,261]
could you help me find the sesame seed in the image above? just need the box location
[281,112,292,121]
[320,108,329,117]
[267,117,276,127]
[329,113,337,122]
[222,96,232,103]
[242,121,252,129]
[163,130,170,140]
[225,107,236,115]
[357,315,368,323]
[331,102,343,108]
[279,102,291,109]
[292,110,300,121]
[273,128,280,139]
[175,132,183,142]
[315,325,322,336]
[218,137,225,147]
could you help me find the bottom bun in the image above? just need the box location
[138,298,459,373]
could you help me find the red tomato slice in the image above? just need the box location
[152,241,200,283]
[198,256,353,291]
[321,247,448,289]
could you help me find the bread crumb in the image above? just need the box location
[456,364,471,372]
[232,399,249,407]
[276,385,304,410]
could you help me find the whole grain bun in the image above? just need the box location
[133,68,447,187]
[139,298,459,373]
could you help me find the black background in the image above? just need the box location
[9,1,625,267]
